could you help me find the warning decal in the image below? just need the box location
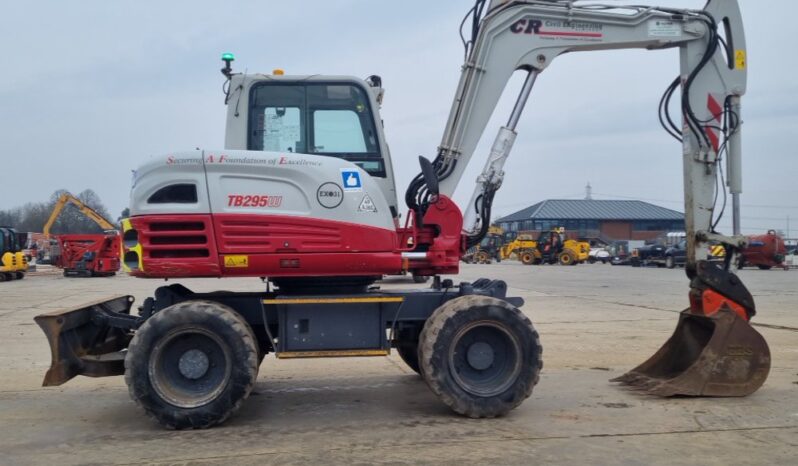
[358,194,378,213]
[734,50,746,70]
[223,255,249,268]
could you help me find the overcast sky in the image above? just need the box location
[1,0,796,236]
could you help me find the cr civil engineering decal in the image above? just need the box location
[510,18,603,40]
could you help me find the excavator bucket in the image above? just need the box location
[35,295,136,386]
[612,308,770,396]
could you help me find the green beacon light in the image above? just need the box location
[221,52,235,79]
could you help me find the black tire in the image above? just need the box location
[558,251,575,266]
[666,256,675,269]
[396,342,421,374]
[520,252,534,265]
[413,275,430,284]
[418,295,542,418]
[588,256,596,264]
[125,300,259,429]
[757,265,772,270]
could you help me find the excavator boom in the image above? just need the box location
[405,0,768,396]
[43,193,116,236]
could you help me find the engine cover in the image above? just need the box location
[123,150,402,278]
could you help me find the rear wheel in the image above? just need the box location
[476,251,490,264]
[125,300,258,429]
[418,295,542,418]
[666,256,675,269]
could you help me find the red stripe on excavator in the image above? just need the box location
[707,94,723,122]
[537,31,603,38]
[705,127,720,152]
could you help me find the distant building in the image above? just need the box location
[494,199,684,241]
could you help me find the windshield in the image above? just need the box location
[248,82,384,176]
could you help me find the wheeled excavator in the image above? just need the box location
[35,0,769,429]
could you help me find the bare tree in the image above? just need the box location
[0,189,115,233]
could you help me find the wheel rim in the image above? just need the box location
[561,254,571,265]
[448,320,522,397]
[522,253,532,263]
[149,326,232,408]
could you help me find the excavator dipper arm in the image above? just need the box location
[408,0,769,396]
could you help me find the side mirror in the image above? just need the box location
[418,156,439,197]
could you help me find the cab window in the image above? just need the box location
[249,82,384,176]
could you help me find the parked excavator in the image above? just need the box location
[35,0,769,429]
[43,193,120,277]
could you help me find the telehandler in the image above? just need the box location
[36,0,769,429]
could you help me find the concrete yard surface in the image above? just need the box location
[1,264,796,465]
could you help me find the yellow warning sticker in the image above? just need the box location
[223,255,249,268]
[734,49,746,70]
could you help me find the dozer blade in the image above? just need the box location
[611,308,770,397]
[34,295,137,386]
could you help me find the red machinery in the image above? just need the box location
[738,230,788,270]
[43,193,121,277]
[56,234,120,277]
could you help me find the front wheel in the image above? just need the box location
[418,295,542,418]
[559,251,576,266]
[666,256,675,269]
[125,300,259,429]
[520,251,535,265]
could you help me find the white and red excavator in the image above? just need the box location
[36,0,769,429]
